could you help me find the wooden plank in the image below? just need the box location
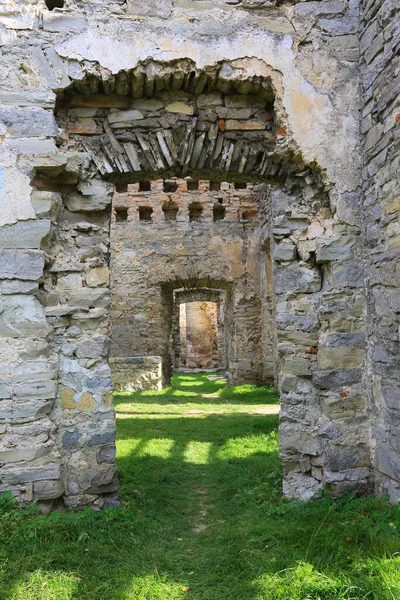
[123,142,141,171]
[156,131,174,167]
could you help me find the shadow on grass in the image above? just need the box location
[114,372,279,408]
[2,403,400,599]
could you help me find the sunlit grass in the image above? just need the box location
[1,374,400,600]
[114,372,279,415]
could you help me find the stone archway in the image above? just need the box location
[1,58,371,509]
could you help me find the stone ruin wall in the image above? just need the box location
[0,0,398,509]
[110,178,268,386]
[360,0,400,502]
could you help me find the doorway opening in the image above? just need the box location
[178,302,220,371]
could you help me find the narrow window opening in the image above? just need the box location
[162,201,179,222]
[187,180,199,191]
[115,207,128,222]
[210,182,220,191]
[116,183,128,193]
[218,198,223,204]
[139,206,153,222]
[45,0,64,9]
[139,181,151,192]
[189,202,203,222]
[213,204,226,222]
[164,181,178,193]
[235,182,247,190]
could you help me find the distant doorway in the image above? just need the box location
[178,301,220,370]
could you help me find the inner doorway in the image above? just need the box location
[178,302,220,370]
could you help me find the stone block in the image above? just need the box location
[278,330,318,346]
[42,13,87,32]
[87,465,118,494]
[0,446,52,464]
[283,472,323,501]
[0,89,55,108]
[67,288,110,308]
[33,479,64,500]
[77,392,97,411]
[127,0,172,18]
[332,261,365,288]
[64,192,112,212]
[0,399,53,420]
[66,118,103,135]
[276,315,319,331]
[31,191,62,219]
[224,95,265,108]
[60,387,76,410]
[0,219,50,249]
[62,430,82,450]
[10,380,56,400]
[0,250,44,280]
[165,101,194,115]
[57,273,83,291]
[294,1,347,16]
[2,281,38,294]
[0,108,57,138]
[321,393,366,420]
[86,267,110,287]
[88,431,116,446]
[318,348,364,369]
[325,444,371,471]
[326,332,365,347]
[131,99,164,111]
[225,119,265,131]
[375,443,400,481]
[282,356,311,376]
[1,464,61,485]
[273,243,296,261]
[316,236,356,263]
[274,263,321,294]
[5,138,57,156]
[0,384,10,399]
[0,296,51,338]
[108,110,144,124]
[280,425,321,456]
[312,369,363,389]
[197,93,223,109]
[97,445,116,464]
[74,336,110,359]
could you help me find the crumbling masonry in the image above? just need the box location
[0,0,398,509]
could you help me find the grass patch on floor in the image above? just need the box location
[114,372,279,415]
[1,373,400,599]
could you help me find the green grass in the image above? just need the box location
[1,373,400,599]
[114,372,279,415]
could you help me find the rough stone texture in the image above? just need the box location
[0,0,397,509]
[359,0,400,503]
[110,356,162,391]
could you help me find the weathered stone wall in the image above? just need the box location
[360,0,400,502]
[110,356,162,391]
[109,179,267,384]
[1,0,395,508]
